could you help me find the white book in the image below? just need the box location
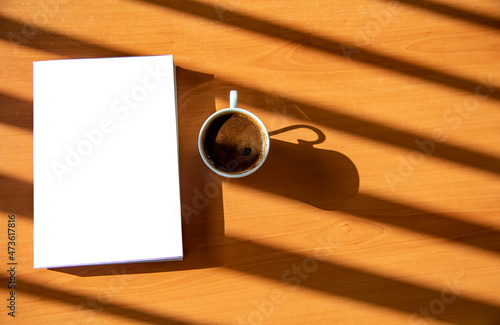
[33,55,183,268]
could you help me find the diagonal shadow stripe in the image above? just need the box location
[5,142,500,259]
[234,136,500,257]
[1,165,498,321]
[382,0,500,31]
[1,14,499,177]
[218,82,500,176]
[0,276,206,325]
[0,92,33,131]
[1,14,498,178]
[4,235,499,324]
[136,0,500,101]
[341,193,500,256]
[1,6,496,319]
[224,236,500,324]
[0,14,128,58]
[0,173,32,215]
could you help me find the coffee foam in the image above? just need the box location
[203,113,265,174]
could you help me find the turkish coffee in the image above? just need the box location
[203,112,265,174]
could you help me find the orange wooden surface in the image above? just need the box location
[1,0,500,324]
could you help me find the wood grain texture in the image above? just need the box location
[1,0,499,324]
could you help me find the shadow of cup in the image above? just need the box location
[236,125,359,211]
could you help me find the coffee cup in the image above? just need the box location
[198,90,270,178]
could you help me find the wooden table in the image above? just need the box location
[1,0,499,324]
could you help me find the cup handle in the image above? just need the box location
[230,90,238,109]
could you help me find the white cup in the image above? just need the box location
[198,90,270,178]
